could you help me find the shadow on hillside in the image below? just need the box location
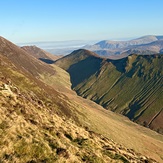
[68,56,102,88]
[107,57,128,73]
[39,58,55,64]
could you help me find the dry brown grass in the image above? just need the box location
[1,83,154,163]
[66,93,163,162]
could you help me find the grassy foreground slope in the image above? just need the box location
[55,49,163,134]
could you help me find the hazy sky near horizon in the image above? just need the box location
[1,0,163,43]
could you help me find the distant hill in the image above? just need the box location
[21,45,61,64]
[84,35,163,58]
[55,49,163,134]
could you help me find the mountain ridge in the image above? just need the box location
[55,49,163,134]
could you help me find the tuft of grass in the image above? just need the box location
[73,137,88,146]
[56,148,69,158]
[64,133,73,141]
[0,120,9,130]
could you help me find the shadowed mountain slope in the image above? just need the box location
[55,49,163,134]
[0,36,163,162]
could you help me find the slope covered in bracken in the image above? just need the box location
[0,37,163,162]
[55,49,163,134]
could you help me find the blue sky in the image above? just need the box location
[0,0,163,43]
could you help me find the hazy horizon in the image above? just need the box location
[16,34,163,55]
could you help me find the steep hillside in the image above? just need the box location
[21,45,61,63]
[55,49,163,134]
[1,36,163,162]
[0,37,56,76]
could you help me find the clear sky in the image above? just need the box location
[0,0,163,43]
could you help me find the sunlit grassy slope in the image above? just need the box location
[55,49,163,134]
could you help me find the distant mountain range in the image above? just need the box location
[84,35,163,58]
